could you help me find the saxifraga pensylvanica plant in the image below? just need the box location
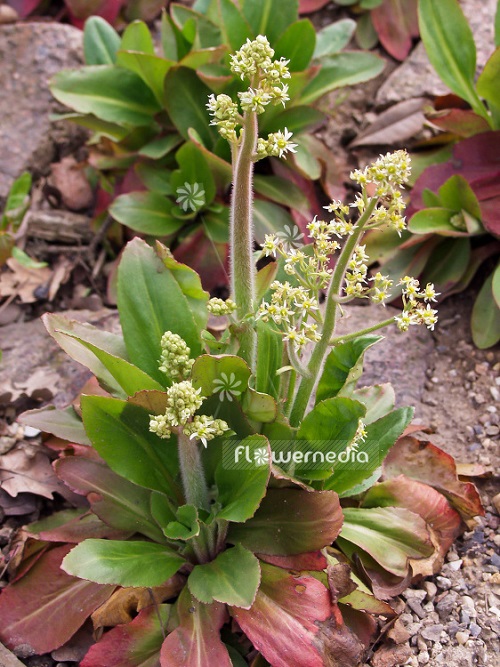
[0,35,483,667]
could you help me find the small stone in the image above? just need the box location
[436,576,452,590]
[455,630,470,645]
[490,553,500,569]
[420,624,443,642]
[485,425,499,436]
[490,386,500,402]
[447,551,459,562]
[493,493,500,515]
[403,588,427,602]
[407,599,427,619]
[460,611,470,625]
[448,559,463,571]
[418,651,430,665]
[422,581,437,601]
[460,596,476,616]
[469,622,482,637]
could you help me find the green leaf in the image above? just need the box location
[217,435,271,522]
[252,199,296,245]
[274,20,316,71]
[477,48,500,124]
[255,321,282,401]
[136,164,174,195]
[62,539,185,587]
[242,0,298,44]
[61,332,166,396]
[313,19,356,59]
[421,238,471,292]
[352,383,395,424]
[164,67,217,147]
[116,51,174,105]
[81,395,180,497]
[50,66,161,127]
[471,270,500,348]
[294,397,366,479]
[120,20,155,54]
[409,208,471,236]
[493,261,500,309]
[164,505,200,540]
[171,141,216,206]
[117,238,205,382]
[339,507,434,577]
[19,405,90,445]
[227,488,343,555]
[191,354,251,399]
[83,16,120,65]
[324,407,414,497]
[299,52,385,105]
[418,0,481,112]
[110,191,183,236]
[316,335,382,403]
[139,133,183,158]
[43,313,128,397]
[254,175,311,219]
[241,388,277,422]
[188,544,260,607]
[211,0,253,51]
[1,172,31,230]
[438,174,482,221]
[260,105,325,135]
[150,491,177,533]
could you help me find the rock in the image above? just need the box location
[0,642,26,667]
[376,0,498,106]
[334,304,434,412]
[0,309,120,409]
[422,581,437,601]
[371,644,412,667]
[420,624,443,642]
[435,576,452,590]
[455,630,470,645]
[468,622,482,637]
[0,23,85,199]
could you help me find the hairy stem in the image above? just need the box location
[230,111,258,371]
[288,198,378,426]
[178,430,210,512]
[329,316,395,345]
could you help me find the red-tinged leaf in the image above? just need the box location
[258,551,328,572]
[81,603,171,667]
[55,457,166,543]
[409,131,500,234]
[160,588,231,667]
[5,0,43,17]
[173,229,228,292]
[362,476,463,558]
[26,509,129,543]
[382,436,484,519]
[371,0,419,61]
[298,0,331,13]
[0,545,114,655]
[227,489,343,556]
[349,550,412,601]
[65,0,124,28]
[231,562,363,667]
[427,108,491,138]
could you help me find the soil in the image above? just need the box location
[0,2,499,666]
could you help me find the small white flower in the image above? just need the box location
[176,182,205,212]
[254,447,270,466]
[213,372,243,402]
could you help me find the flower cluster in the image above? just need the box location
[257,281,321,349]
[394,277,439,332]
[351,150,411,197]
[149,379,229,447]
[207,297,237,316]
[344,245,369,297]
[206,36,296,158]
[159,331,194,380]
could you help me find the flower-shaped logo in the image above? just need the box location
[276,224,304,250]
[253,447,270,466]
[213,372,243,402]
[176,182,205,212]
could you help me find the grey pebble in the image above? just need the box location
[408,599,427,619]
[469,622,482,637]
[436,576,452,590]
[490,553,500,568]
[420,624,444,642]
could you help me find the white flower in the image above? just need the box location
[176,182,205,212]
[213,372,243,402]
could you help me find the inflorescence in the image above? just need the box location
[257,151,438,349]
[206,35,297,158]
[151,332,229,447]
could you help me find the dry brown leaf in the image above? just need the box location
[350,98,427,147]
[91,574,185,632]
[0,257,51,303]
[48,255,75,301]
[0,441,70,500]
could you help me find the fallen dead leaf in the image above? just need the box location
[371,643,412,667]
[350,98,427,147]
[0,257,51,303]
